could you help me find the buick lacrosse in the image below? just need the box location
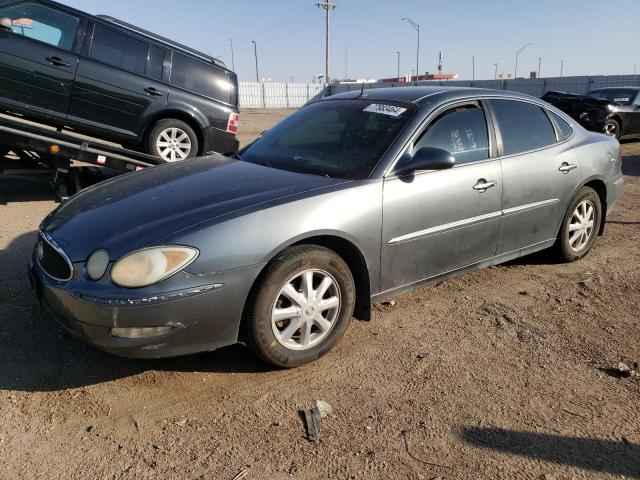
[30,87,623,367]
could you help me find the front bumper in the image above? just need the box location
[29,260,263,359]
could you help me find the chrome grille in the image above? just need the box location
[37,232,73,281]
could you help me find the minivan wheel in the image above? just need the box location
[147,119,198,162]
[244,245,356,368]
[554,186,602,262]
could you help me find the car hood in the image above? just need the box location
[42,155,347,261]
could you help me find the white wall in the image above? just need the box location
[239,82,325,109]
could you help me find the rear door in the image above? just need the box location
[66,23,168,143]
[380,101,502,292]
[488,98,581,254]
[0,1,81,125]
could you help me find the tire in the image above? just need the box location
[603,118,620,139]
[553,186,602,262]
[147,119,199,162]
[243,245,356,368]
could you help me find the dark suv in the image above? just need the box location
[0,0,239,161]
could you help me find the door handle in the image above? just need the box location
[558,162,578,173]
[144,87,163,96]
[46,56,70,68]
[473,179,498,192]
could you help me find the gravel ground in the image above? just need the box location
[0,110,638,480]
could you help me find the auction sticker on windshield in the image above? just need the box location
[363,103,407,117]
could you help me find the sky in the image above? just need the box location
[63,0,640,82]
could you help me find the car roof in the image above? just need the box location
[587,86,640,92]
[323,86,540,106]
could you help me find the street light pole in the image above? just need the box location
[472,56,475,81]
[494,62,499,80]
[560,60,564,77]
[229,38,235,71]
[396,51,400,78]
[538,57,541,78]
[401,17,420,79]
[514,42,532,78]
[251,40,259,82]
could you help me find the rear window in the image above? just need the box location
[490,100,557,156]
[549,111,573,140]
[240,100,414,179]
[587,89,636,105]
[90,25,147,75]
[146,45,165,80]
[170,53,234,104]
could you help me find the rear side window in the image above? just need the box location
[146,45,165,80]
[90,25,147,75]
[414,104,489,164]
[170,53,233,103]
[549,111,573,140]
[491,100,556,155]
[0,1,79,50]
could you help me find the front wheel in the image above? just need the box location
[554,186,602,262]
[243,245,356,368]
[147,119,199,162]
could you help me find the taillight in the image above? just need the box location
[227,112,239,134]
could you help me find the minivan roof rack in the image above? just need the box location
[96,15,227,69]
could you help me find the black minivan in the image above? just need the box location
[0,0,239,161]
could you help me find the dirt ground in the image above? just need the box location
[0,109,638,480]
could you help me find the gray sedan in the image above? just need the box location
[30,87,623,367]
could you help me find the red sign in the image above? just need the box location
[12,18,34,29]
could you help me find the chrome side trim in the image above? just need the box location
[39,231,74,282]
[388,210,502,245]
[388,198,560,245]
[502,198,560,216]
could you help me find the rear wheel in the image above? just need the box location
[147,119,198,162]
[244,245,355,368]
[554,186,602,262]
[603,118,620,139]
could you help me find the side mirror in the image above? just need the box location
[394,147,455,176]
[0,17,12,31]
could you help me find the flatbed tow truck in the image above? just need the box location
[0,115,165,202]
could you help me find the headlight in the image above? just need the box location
[111,246,198,288]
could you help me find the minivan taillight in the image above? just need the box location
[227,112,239,134]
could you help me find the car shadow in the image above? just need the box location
[0,230,270,393]
[460,427,640,477]
[622,154,640,177]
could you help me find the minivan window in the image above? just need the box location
[90,25,147,75]
[414,104,489,164]
[549,111,573,140]
[170,53,233,103]
[490,100,557,155]
[146,45,165,80]
[0,2,79,50]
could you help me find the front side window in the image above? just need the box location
[240,100,414,179]
[90,25,147,75]
[414,104,489,164]
[0,1,79,50]
[490,100,557,156]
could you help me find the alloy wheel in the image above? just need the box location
[156,127,192,162]
[568,199,595,252]
[603,121,618,137]
[271,269,341,351]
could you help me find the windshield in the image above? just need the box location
[239,99,414,179]
[586,89,637,105]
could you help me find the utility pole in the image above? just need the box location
[538,57,541,78]
[317,2,337,84]
[229,38,235,71]
[396,51,400,78]
[345,44,348,80]
[472,56,475,81]
[634,63,637,75]
[494,62,499,80]
[560,60,564,77]
[514,42,532,78]
[401,17,420,79]
[251,40,259,82]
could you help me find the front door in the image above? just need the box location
[380,101,502,293]
[488,99,582,255]
[0,1,81,125]
[67,23,168,143]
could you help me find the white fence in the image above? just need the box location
[239,82,325,109]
